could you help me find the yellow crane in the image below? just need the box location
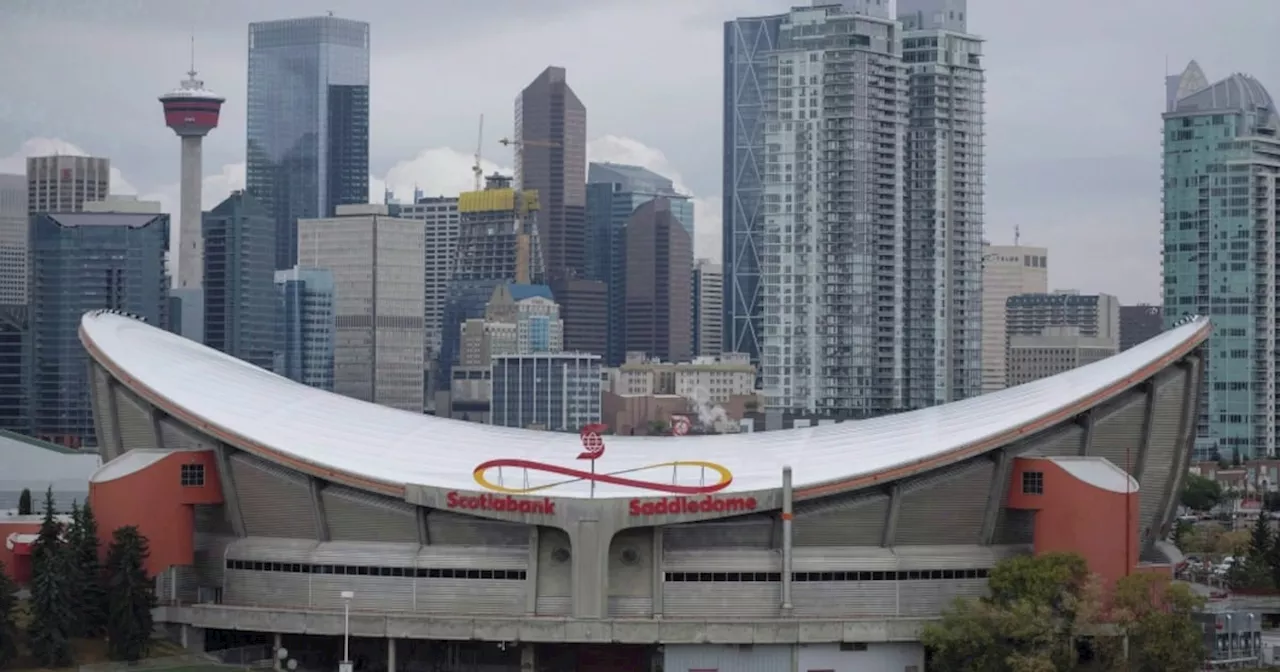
[497,136,560,285]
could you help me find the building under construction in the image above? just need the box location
[437,173,543,391]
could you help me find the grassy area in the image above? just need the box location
[9,599,201,672]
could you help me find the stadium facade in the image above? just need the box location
[78,311,1210,672]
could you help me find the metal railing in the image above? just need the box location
[78,645,272,672]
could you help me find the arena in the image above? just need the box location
[78,311,1210,672]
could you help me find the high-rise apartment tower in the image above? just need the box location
[980,243,1048,393]
[1162,60,1279,460]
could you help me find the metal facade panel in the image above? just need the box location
[426,510,528,546]
[1022,422,1084,457]
[536,527,572,616]
[158,417,214,451]
[226,537,319,562]
[114,388,157,451]
[663,644,793,672]
[193,533,235,595]
[898,578,987,616]
[416,545,528,570]
[415,580,526,615]
[312,541,418,566]
[229,453,319,539]
[798,643,925,671]
[794,492,889,546]
[663,514,774,549]
[663,549,780,572]
[90,366,120,458]
[1089,391,1146,472]
[992,509,1036,545]
[224,569,309,608]
[662,584,781,619]
[1140,371,1187,533]
[322,485,418,543]
[608,596,653,618]
[895,461,994,545]
[792,582,898,617]
[608,527,652,611]
[310,575,413,612]
[194,503,235,536]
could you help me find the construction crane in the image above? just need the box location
[497,136,560,285]
[471,114,485,192]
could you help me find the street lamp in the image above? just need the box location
[339,591,355,672]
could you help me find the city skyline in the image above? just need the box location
[1,0,1278,305]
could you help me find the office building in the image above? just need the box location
[30,212,168,448]
[274,267,336,391]
[899,0,986,407]
[79,310,1206,670]
[1120,305,1164,352]
[625,199,693,364]
[490,352,602,431]
[1005,291,1120,345]
[980,244,1049,393]
[202,191,276,370]
[693,259,723,358]
[246,16,370,270]
[26,155,110,214]
[396,196,460,357]
[298,204,424,412]
[725,5,907,415]
[0,175,27,304]
[82,196,162,214]
[516,67,606,355]
[0,306,28,435]
[586,163,694,365]
[1163,60,1280,460]
[1007,326,1118,387]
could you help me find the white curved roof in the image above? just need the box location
[80,313,1209,500]
[1044,456,1139,494]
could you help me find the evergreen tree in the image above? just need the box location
[0,560,18,669]
[75,501,107,636]
[16,488,31,516]
[105,526,155,662]
[1251,512,1272,557]
[26,488,73,667]
[65,501,85,636]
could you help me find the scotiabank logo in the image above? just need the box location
[629,495,758,516]
[445,491,555,515]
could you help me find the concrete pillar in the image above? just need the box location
[273,633,282,671]
[180,625,205,653]
[387,638,396,672]
[520,643,535,672]
[781,465,793,616]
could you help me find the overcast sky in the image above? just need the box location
[1,0,1277,304]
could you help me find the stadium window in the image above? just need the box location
[180,463,205,487]
[1022,471,1044,495]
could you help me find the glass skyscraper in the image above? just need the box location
[246,16,370,270]
[1162,60,1280,461]
[203,191,276,370]
[29,212,169,448]
[274,266,336,391]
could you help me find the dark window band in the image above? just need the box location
[663,568,991,582]
[225,559,526,580]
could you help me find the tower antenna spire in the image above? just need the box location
[1014,225,1021,246]
[189,33,196,77]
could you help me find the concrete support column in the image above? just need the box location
[520,643,535,672]
[181,624,205,653]
[273,633,282,671]
[570,520,608,618]
[387,638,396,672]
[651,526,664,619]
[525,526,539,615]
[781,465,793,616]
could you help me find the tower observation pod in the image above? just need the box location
[159,65,223,343]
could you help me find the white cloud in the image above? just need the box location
[586,135,722,262]
[380,147,512,202]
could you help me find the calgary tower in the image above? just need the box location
[159,45,223,341]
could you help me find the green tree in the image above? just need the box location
[74,501,106,636]
[105,526,155,662]
[1100,572,1207,672]
[1179,473,1222,511]
[1227,515,1275,590]
[0,560,18,668]
[16,488,31,516]
[26,488,73,668]
[923,553,1099,672]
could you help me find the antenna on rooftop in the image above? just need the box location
[1014,225,1021,247]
